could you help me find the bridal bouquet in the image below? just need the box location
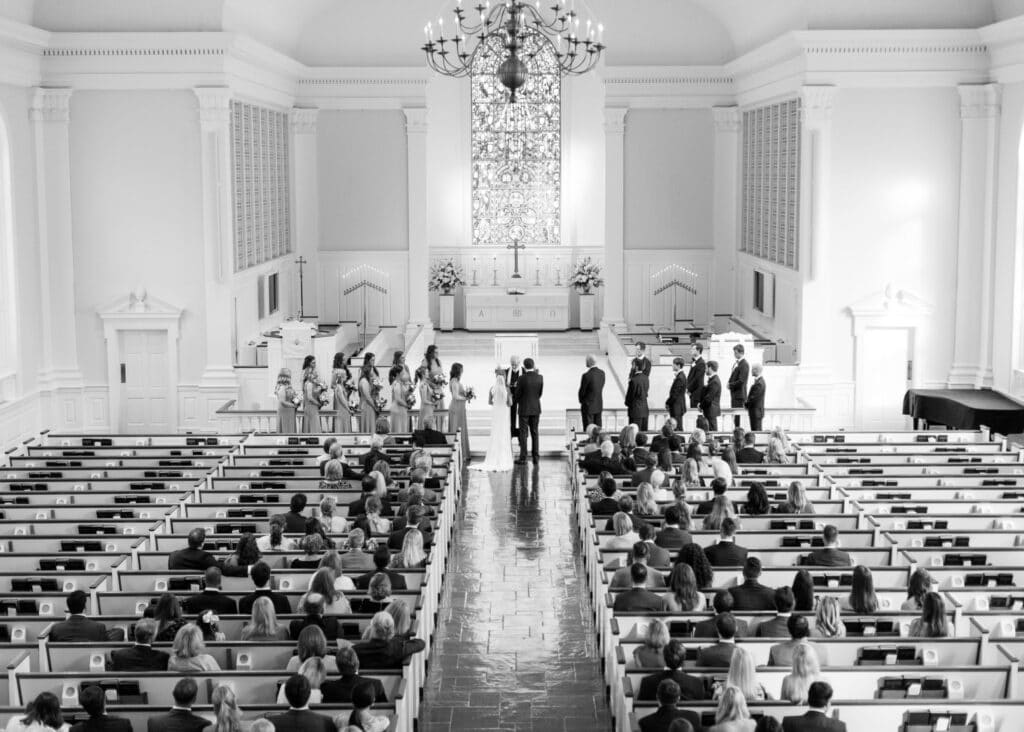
[316,379,332,408]
[407,389,418,409]
[465,386,477,402]
[370,376,387,413]
[428,373,448,404]
[347,392,360,411]
[286,386,302,409]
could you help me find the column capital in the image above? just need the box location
[958,83,1001,119]
[403,107,428,134]
[712,106,740,133]
[194,87,232,129]
[800,85,838,127]
[290,107,319,135]
[30,88,72,123]
[604,106,628,134]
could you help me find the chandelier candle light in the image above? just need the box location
[422,0,605,102]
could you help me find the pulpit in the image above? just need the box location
[265,320,348,396]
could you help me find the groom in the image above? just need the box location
[514,358,543,464]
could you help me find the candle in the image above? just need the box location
[598,23,604,43]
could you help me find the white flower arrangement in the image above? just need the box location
[570,256,604,293]
[347,393,360,411]
[317,379,332,408]
[428,259,467,294]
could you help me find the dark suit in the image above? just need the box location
[727,359,749,429]
[654,526,690,551]
[696,641,737,667]
[806,547,853,567]
[745,376,766,431]
[411,428,447,446]
[147,709,209,732]
[693,614,749,639]
[703,541,748,567]
[686,358,706,408]
[700,374,722,432]
[625,372,650,431]
[782,710,847,732]
[321,673,388,703]
[354,569,408,591]
[49,615,108,643]
[735,446,764,464]
[590,497,621,515]
[514,370,543,460]
[266,709,336,732]
[289,614,339,641]
[612,588,667,612]
[505,366,523,437]
[580,455,625,476]
[631,468,655,487]
[388,524,434,550]
[643,541,672,568]
[632,355,652,377]
[729,579,776,611]
[109,644,169,672]
[167,547,217,571]
[70,715,133,732]
[666,371,688,424]
[238,588,292,615]
[578,366,606,429]
[639,705,703,732]
[353,635,427,669]
[755,615,791,638]
[638,669,707,701]
[182,589,237,615]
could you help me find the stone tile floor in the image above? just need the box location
[421,458,610,731]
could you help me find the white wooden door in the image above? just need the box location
[858,327,911,429]
[119,330,171,433]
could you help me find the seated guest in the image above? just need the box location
[804,525,851,567]
[580,424,602,454]
[590,477,623,515]
[613,564,668,612]
[697,478,730,515]
[256,514,296,553]
[290,593,339,641]
[681,457,704,489]
[714,646,770,702]
[765,436,791,465]
[375,417,397,446]
[153,593,188,643]
[388,505,434,550]
[743,483,771,516]
[769,615,828,666]
[291,534,327,569]
[776,482,814,514]
[325,445,365,481]
[286,625,339,673]
[183,567,237,615]
[50,590,108,642]
[411,416,448,446]
[633,619,670,668]
[219,532,261,577]
[194,610,224,642]
[322,645,388,704]
[110,619,168,671]
[352,611,426,669]
[634,482,661,518]
[607,511,641,550]
[581,440,625,476]
[307,567,351,615]
[168,528,218,571]
[390,527,428,569]
[702,495,739,532]
[638,523,672,567]
[203,684,241,732]
[708,685,756,732]
[354,574,394,614]
[339,529,376,572]
[6,692,67,732]
[781,681,847,732]
[755,722,781,732]
[315,551,356,592]
[638,680,701,732]
[779,644,822,704]
[664,563,702,612]
[355,547,408,591]
[316,437,337,474]
[267,675,336,732]
[650,420,682,455]
[729,558,775,611]
[339,681,391,732]
[318,494,349,534]
[69,684,132,732]
[908,592,950,638]
[812,597,845,639]
[239,596,290,641]
[677,543,715,590]
[282,659,329,706]
[791,569,815,612]
[704,517,748,567]
[694,591,749,639]
[359,435,389,474]
[304,516,335,551]
[632,453,659,487]
[756,587,796,638]
[283,493,308,533]
[611,542,665,590]
[385,599,414,636]
[167,624,219,673]
[354,496,392,537]
[238,560,291,614]
[697,614,738,667]
[902,568,934,611]
[638,639,707,701]
[603,496,641,533]
[146,678,207,732]
[735,432,764,464]
[655,506,690,550]
[840,566,878,614]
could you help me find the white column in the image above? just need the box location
[31,88,83,398]
[949,84,1000,388]
[290,107,320,319]
[194,88,239,394]
[404,107,432,336]
[602,106,628,328]
[712,106,740,318]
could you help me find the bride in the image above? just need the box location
[471,366,514,472]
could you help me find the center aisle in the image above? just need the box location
[422,458,610,731]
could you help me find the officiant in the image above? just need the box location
[505,355,524,440]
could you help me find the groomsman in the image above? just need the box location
[745,364,766,431]
[686,343,706,408]
[727,344,750,429]
[632,341,652,376]
[625,366,650,431]
[701,360,722,432]
[578,355,605,429]
[505,355,523,439]
[665,357,687,424]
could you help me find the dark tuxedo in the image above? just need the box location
[167,547,217,571]
[321,673,388,703]
[782,710,847,732]
[238,588,292,615]
[505,366,524,437]
[266,709,336,732]
[49,614,108,643]
[612,588,668,612]
[686,357,706,408]
[109,644,170,672]
[654,526,690,551]
[703,541,748,567]
[147,709,209,732]
[514,370,543,460]
[728,359,749,407]
[625,372,650,431]
[666,371,688,423]
[700,374,722,431]
[354,568,407,591]
[736,446,764,464]
[638,669,707,701]
[578,366,606,429]
[411,427,447,446]
[729,579,776,611]
[70,715,133,732]
[639,705,703,732]
[696,641,737,667]
[183,589,237,615]
[693,613,749,639]
[806,547,853,567]
[745,376,766,431]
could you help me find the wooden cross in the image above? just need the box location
[506,238,525,279]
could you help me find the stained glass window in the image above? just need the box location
[471,34,560,246]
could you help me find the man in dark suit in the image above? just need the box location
[283,493,309,533]
[580,441,625,475]
[514,358,543,463]
[769,615,828,667]
[578,354,605,429]
[411,415,448,446]
[289,593,339,641]
[806,525,854,567]
[182,566,237,615]
[692,591,749,639]
[267,675,336,732]
[238,561,292,615]
[49,590,108,642]
[638,679,702,732]
[146,678,208,732]
[665,357,688,424]
[745,364,766,432]
[609,542,666,590]
[505,355,523,439]
[727,344,750,429]
[703,517,748,567]
[654,506,690,550]
[631,452,658,487]
[638,640,707,702]
[70,684,133,732]
[735,431,764,464]
[650,421,682,454]
[110,618,169,672]
[696,613,739,667]
[700,360,722,432]
[167,528,218,571]
[339,529,377,572]
[625,366,650,431]
[612,564,668,612]
[321,645,388,703]
[729,557,776,611]
[355,547,408,591]
[696,477,729,515]
[782,681,847,732]
[638,523,671,567]
[755,587,796,638]
[590,478,621,515]
[632,341,652,376]
[686,343,706,408]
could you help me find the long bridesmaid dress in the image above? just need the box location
[418,379,434,431]
[359,375,376,432]
[390,380,410,433]
[302,379,321,433]
[449,378,469,460]
[276,385,297,433]
[333,368,352,433]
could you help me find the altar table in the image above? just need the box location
[464,287,570,331]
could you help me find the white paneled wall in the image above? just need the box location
[624,249,715,329]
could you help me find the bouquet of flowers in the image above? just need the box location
[347,392,360,411]
[287,387,302,409]
[317,379,332,408]
[428,258,467,294]
[370,376,387,413]
[570,256,604,294]
[428,372,448,404]
[465,386,477,402]
[407,388,418,409]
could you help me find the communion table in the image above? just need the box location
[464,287,570,331]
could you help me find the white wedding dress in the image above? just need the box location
[471,377,514,472]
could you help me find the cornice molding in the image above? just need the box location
[603,65,735,109]
[29,87,72,123]
[194,86,232,128]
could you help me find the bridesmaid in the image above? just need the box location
[359,353,378,432]
[332,351,352,434]
[388,351,412,385]
[301,355,322,433]
[422,344,445,425]
[390,371,411,433]
[275,368,297,433]
[416,366,433,430]
[449,362,470,461]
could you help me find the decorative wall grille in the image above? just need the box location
[230,102,291,272]
[740,99,801,269]
[471,35,561,247]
